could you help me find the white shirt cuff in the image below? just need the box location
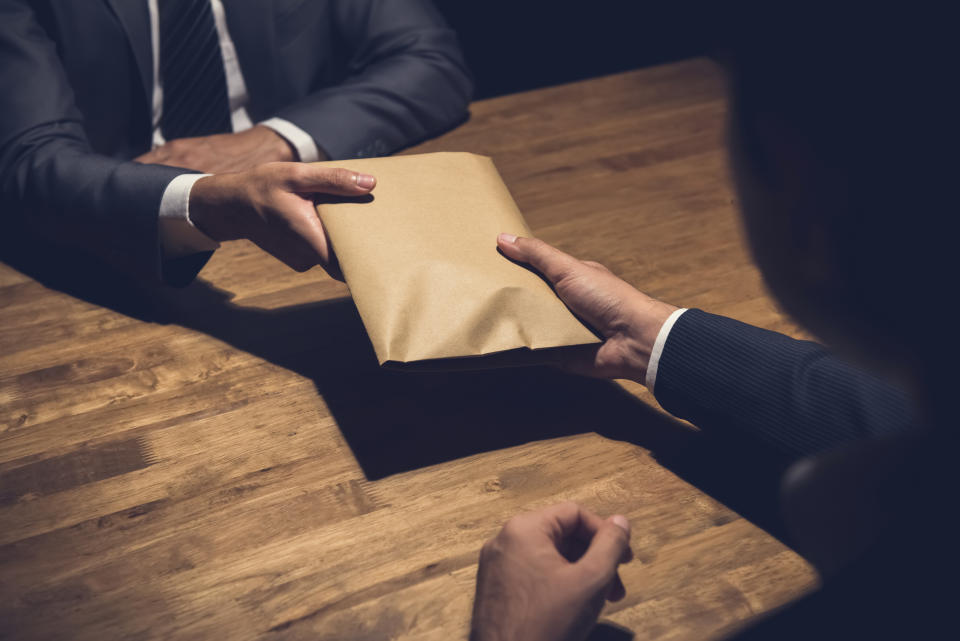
[158,173,220,258]
[259,117,321,162]
[644,308,688,392]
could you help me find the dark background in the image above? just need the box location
[432,2,715,99]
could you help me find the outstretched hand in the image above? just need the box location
[189,162,376,276]
[471,502,633,641]
[497,234,677,382]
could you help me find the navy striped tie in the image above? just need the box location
[159,0,232,140]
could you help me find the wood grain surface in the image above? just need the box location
[0,58,818,641]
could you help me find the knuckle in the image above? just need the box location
[525,238,547,254]
[479,539,504,564]
[610,524,629,546]
[259,160,282,174]
[551,265,575,284]
[524,239,572,280]
[500,516,525,540]
[273,165,305,190]
[287,163,310,183]
[524,239,551,265]
[330,167,355,189]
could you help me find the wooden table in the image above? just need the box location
[0,59,817,640]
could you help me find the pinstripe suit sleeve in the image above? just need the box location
[652,309,917,457]
[0,0,195,283]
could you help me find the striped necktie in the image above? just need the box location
[159,0,232,140]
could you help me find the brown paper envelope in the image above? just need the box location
[313,152,600,368]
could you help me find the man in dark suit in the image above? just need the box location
[0,0,471,285]
[471,6,953,641]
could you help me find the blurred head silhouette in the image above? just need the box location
[724,6,953,409]
[718,7,956,596]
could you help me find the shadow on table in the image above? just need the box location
[588,622,635,640]
[1,237,796,542]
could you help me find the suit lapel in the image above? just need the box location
[224,0,278,121]
[103,0,153,107]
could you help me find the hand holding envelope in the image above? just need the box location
[313,152,600,369]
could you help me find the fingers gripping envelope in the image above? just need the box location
[313,152,600,370]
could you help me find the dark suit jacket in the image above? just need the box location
[0,0,472,282]
[654,309,916,458]
[724,428,950,640]
[655,310,952,638]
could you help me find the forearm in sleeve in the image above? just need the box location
[0,0,194,282]
[273,0,473,159]
[652,309,917,457]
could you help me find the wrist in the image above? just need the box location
[189,174,247,242]
[252,125,296,162]
[623,295,679,383]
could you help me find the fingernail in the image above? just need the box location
[611,515,630,533]
[498,233,518,244]
[355,173,376,190]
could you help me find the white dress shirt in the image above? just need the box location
[148,0,320,257]
[645,307,688,392]
[145,1,690,377]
